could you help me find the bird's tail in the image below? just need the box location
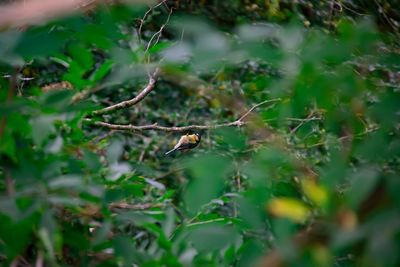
[165,148,177,155]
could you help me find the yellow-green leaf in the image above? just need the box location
[302,179,328,207]
[267,197,310,222]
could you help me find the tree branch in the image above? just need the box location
[144,6,173,53]
[109,202,162,211]
[87,120,242,132]
[137,0,167,45]
[91,68,160,116]
[289,111,317,135]
[86,98,281,132]
[238,99,279,121]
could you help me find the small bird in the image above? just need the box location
[165,133,201,155]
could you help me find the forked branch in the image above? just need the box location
[91,68,160,116]
[86,98,281,132]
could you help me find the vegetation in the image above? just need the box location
[0,0,400,266]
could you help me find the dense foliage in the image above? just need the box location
[1,1,400,266]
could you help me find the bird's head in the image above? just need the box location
[194,132,201,142]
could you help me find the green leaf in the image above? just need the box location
[63,61,91,89]
[113,236,136,267]
[0,213,37,260]
[148,41,173,54]
[143,223,172,250]
[215,128,247,150]
[39,89,74,111]
[347,167,379,210]
[0,130,16,161]
[183,154,231,213]
[93,221,112,246]
[48,175,83,190]
[15,28,65,59]
[31,116,56,146]
[187,223,239,252]
[40,210,62,254]
[90,59,114,83]
[68,43,94,70]
[106,139,124,164]
[0,30,24,65]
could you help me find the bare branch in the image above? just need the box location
[71,85,104,103]
[285,117,322,122]
[145,6,174,53]
[137,0,168,44]
[86,120,241,132]
[109,202,162,211]
[91,68,160,116]
[238,99,280,121]
[86,98,281,132]
[289,111,317,135]
[296,126,380,149]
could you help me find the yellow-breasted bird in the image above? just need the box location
[165,133,201,155]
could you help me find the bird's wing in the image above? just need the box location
[174,135,189,149]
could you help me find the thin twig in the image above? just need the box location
[289,111,317,135]
[109,202,162,211]
[138,136,151,162]
[145,6,174,53]
[338,1,365,16]
[285,117,322,122]
[296,127,380,149]
[239,98,281,121]
[238,99,280,121]
[91,68,160,116]
[86,98,281,133]
[71,85,103,103]
[374,0,399,34]
[338,126,380,141]
[137,0,167,44]
[155,167,184,179]
[187,218,227,227]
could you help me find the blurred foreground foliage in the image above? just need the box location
[0,1,400,266]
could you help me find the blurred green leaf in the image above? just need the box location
[113,236,136,267]
[14,28,65,59]
[68,43,94,70]
[90,59,114,83]
[187,223,239,252]
[31,116,56,146]
[347,167,379,210]
[183,154,231,213]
